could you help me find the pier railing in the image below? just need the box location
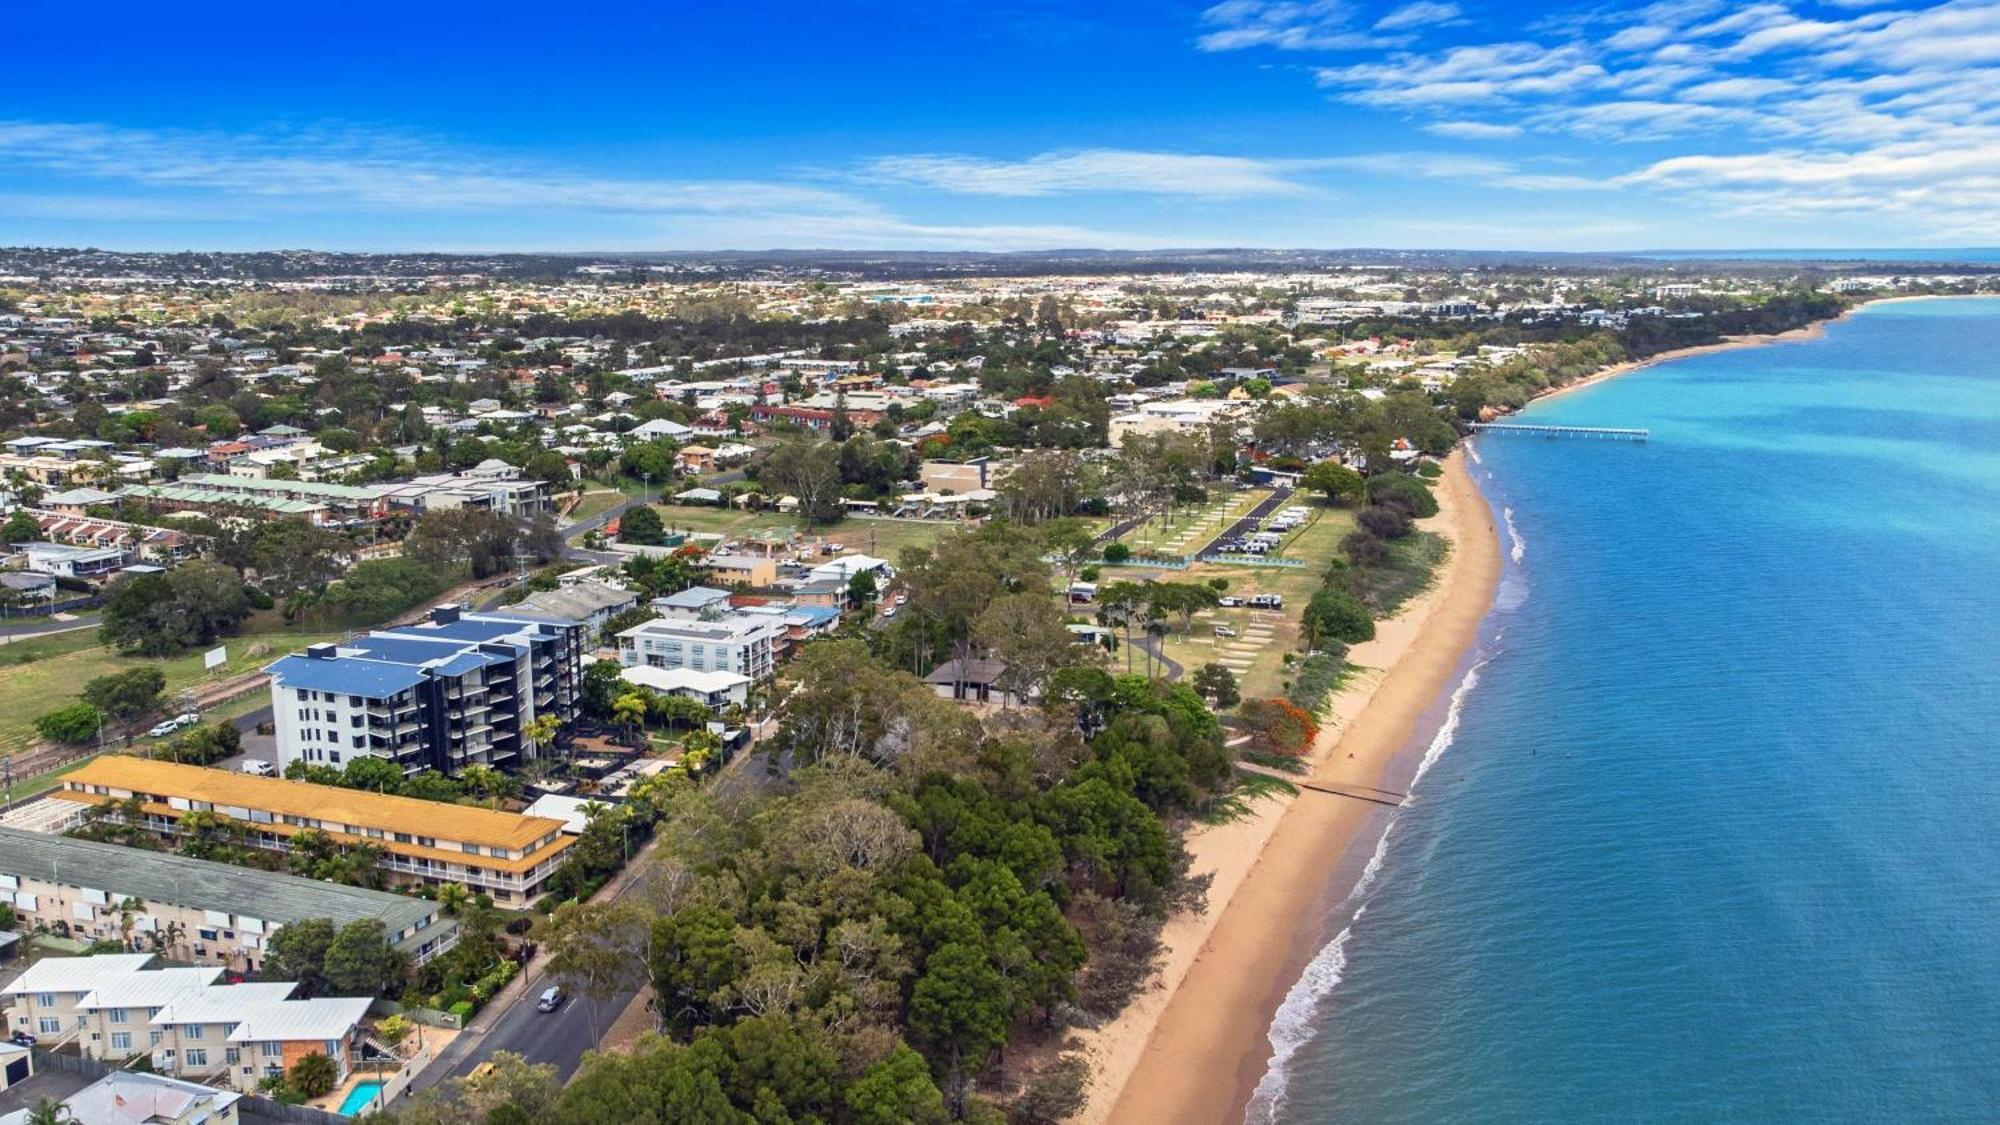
[1471,423,1649,440]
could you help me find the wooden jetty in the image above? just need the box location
[1472,422,1648,441]
[1295,780,1408,808]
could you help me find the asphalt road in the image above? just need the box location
[407,760,779,1097]
[562,496,635,540]
[0,613,99,643]
[1134,634,1185,681]
[414,964,633,1092]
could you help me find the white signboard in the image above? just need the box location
[203,646,228,670]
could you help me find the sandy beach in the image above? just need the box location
[1073,452,1501,1125]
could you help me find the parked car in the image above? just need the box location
[1249,594,1284,609]
[1213,624,1237,637]
[1217,596,1244,607]
[536,986,565,1013]
[881,606,897,619]
[146,713,199,738]
[9,1031,36,1047]
[239,760,275,776]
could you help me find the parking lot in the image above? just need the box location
[1193,487,1298,558]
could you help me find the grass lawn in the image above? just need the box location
[1092,500,1357,704]
[654,504,802,542]
[6,752,109,803]
[0,615,349,759]
[647,504,963,563]
[567,489,627,522]
[1114,488,1273,556]
[826,518,961,561]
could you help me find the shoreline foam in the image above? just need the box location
[1078,452,1502,1125]
[1081,299,1880,1125]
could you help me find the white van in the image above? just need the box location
[239,760,275,776]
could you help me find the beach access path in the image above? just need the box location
[1075,452,1502,1125]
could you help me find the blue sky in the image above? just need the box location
[4,0,1996,252]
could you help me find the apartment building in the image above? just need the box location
[18,509,199,565]
[620,664,752,709]
[129,472,390,525]
[265,605,583,775]
[51,758,573,906]
[513,580,639,645]
[701,553,779,588]
[156,987,371,1092]
[2,956,372,1094]
[618,613,785,683]
[18,542,127,580]
[74,967,222,1061]
[376,461,552,519]
[0,827,457,970]
[0,952,155,1043]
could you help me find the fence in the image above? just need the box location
[1203,553,1310,569]
[371,998,463,1030]
[339,1041,432,1118]
[0,595,98,619]
[1117,556,1190,571]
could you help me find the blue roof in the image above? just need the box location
[266,655,427,698]
[431,650,502,677]
[787,606,841,626]
[383,616,538,644]
[344,634,474,665]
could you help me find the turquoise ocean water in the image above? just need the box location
[1254,297,2000,1123]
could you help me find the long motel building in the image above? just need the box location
[51,757,574,907]
[0,825,458,971]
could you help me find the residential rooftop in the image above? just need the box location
[55,757,566,853]
[0,826,444,952]
[0,953,156,997]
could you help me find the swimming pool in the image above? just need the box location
[336,1080,385,1117]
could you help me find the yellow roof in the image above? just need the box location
[60,757,565,853]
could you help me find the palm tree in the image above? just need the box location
[116,897,145,949]
[436,882,470,917]
[611,692,649,748]
[25,1096,77,1124]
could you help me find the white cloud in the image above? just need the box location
[1196,0,1406,51]
[1375,2,1464,32]
[860,149,1327,197]
[0,120,864,219]
[1680,76,1794,101]
[1270,0,2000,239]
[0,120,1195,251]
[1423,119,1525,138]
